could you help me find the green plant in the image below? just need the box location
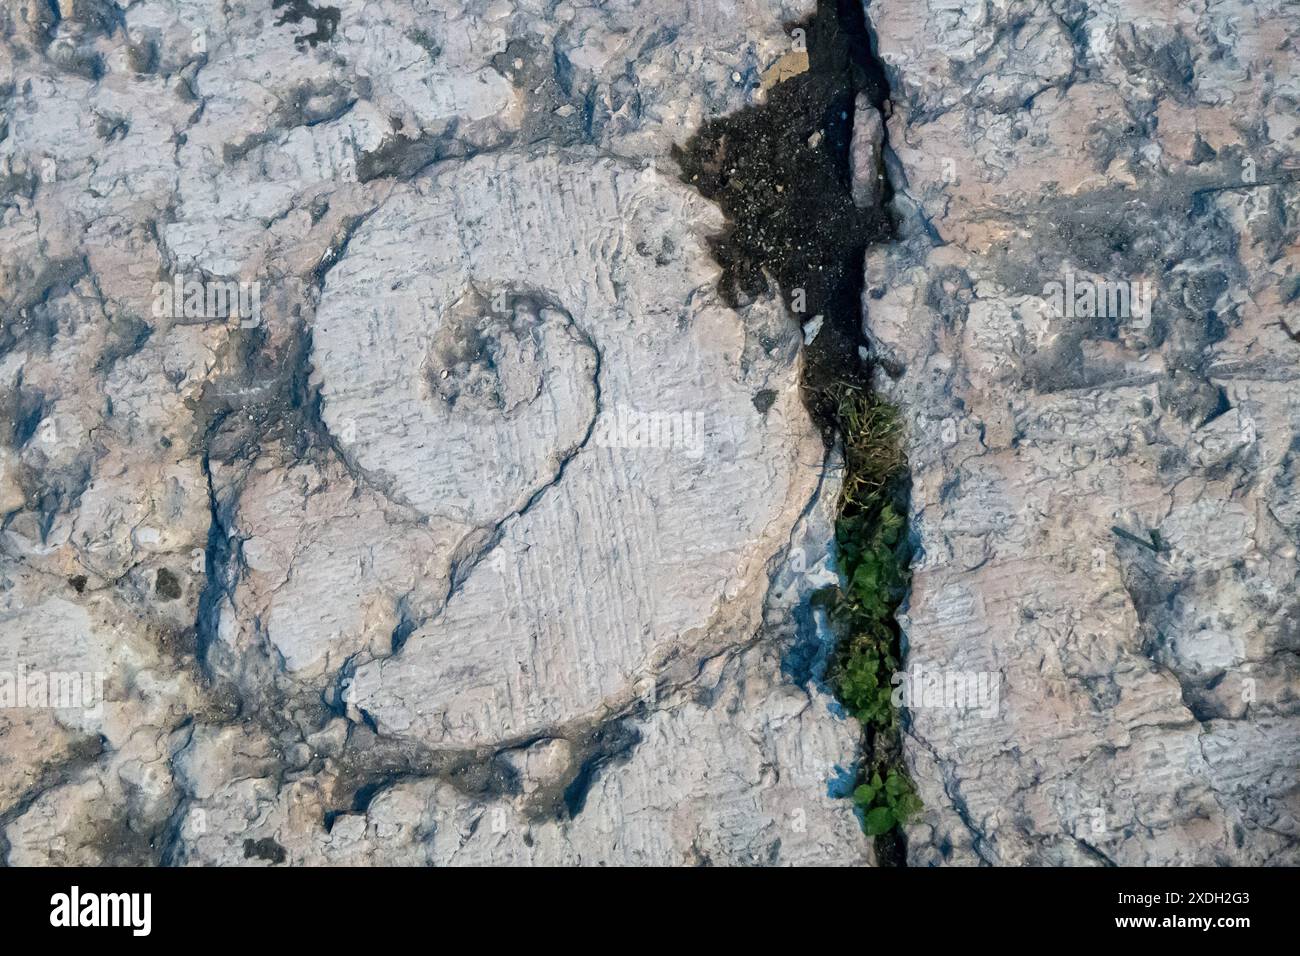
[821,504,908,733]
[834,386,905,513]
[816,385,922,843]
[853,767,924,835]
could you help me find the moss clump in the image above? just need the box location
[814,387,920,856]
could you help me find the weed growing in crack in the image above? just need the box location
[674,0,919,861]
[814,387,920,853]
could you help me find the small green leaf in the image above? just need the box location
[899,794,924,821]
[865,806,895,835]
[885,772,907,797]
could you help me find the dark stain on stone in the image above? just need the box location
[272,0,340,48]
[92,312,152,374]
[155,567,183,600]
[673,0,891,438]
[561,719,640,820]
[322,726,523,830]
[4,384,47,448]
[406,30,442,62]
[752,388,777,414]
[126,35,158,74]
[243,837,288,864]
[356,128,454,182]
[68,574,87,593]
[490,38,590,147]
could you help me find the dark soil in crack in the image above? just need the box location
[675,0,911,867]
[273,0,340,48]
[672,0,891,439]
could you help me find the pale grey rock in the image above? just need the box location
[324,148,824,749]
[866,0,1300,865]
[850,93,884,209]
[0,0,868,866]
[169,643,870,866]
[12,0,1290,871]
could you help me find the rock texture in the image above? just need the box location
[0,0,872,865]
[865,0,1300,864]
[4,0,1295,870]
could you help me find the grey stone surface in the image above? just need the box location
[865,0,1300,865]
[2,0,1294,869]
[0,0,869,866]
[850,93,884,210]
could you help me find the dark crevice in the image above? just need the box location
[673,0,892,439]
[272,0,340,48]
[242,837,288,864]
[675,0,912,866]
[560,719,641,820]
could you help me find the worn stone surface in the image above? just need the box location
[5,0,1293,870]
[865,0,1300,865]
[315,149,824,750]
[0,0,872,865]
